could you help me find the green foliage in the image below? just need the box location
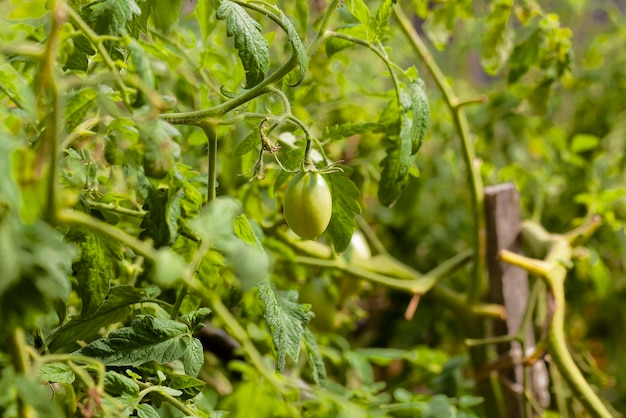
[216,0,270,88]
[258,280,313,372]
[0,0,624,416]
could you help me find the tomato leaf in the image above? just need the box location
[216,0,270,88]
[82,0,141,36]
[280,11,308,87]
[327,170,361,253]
[344,0,371,39]
[258,280,313,372]
[378,75,430,206]
[303,328,327,385]
[48,285,159,352]
[403,77,431,155]
[481,0,514,75]
[104,370,140,396]
[66,229,121,318]
[167,374,206,399]
[75,315,203,373]
[38,363,76,384]
[65,87,97,132]
[369,0,394,42]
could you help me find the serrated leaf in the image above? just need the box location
[258,280,313,372]
[167,374,206,399]
[75,315,195,368]
[370,0,394,42]
[104,370,140,396]
[216,0,270,88]
[303,328,326,385]
[181,307,212,331]
[48,285,158,352]
[82,0,141,36]
[402,78,430,154]
[38,363,75,384]
[280,11,308,87]
[481,0,514,75]
[181,337,204,376]
[344,0,371,39]
[378,76,430,206]
[326,170,362,253]
[67,229,121,318]
[322,122,386,141]
[326,24,366,57]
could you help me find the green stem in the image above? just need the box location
[203,122,218,203]
[307,0,340,55]
[393,5,486,304]
[545,271,611,417]
[8,328,30,374]
[65,5,132,108]
[137,385,197,416]
[509,224,613,417]
[85,200,146,218]
[171,122,217,319]
[41,0,66,224]
[160,57,297,125]
[56,209,158,262]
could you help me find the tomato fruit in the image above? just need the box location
[283,171,332,240]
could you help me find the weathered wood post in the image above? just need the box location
[484,183,550,417]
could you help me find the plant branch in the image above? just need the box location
[56,209,159,262]
[501,222,612,418]
[393,5,486,304]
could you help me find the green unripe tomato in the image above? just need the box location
[283,171,332,240]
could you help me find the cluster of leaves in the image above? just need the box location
[1,0,625,417]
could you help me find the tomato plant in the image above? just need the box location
[0,0,624,417]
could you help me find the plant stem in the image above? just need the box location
[65,5,132,108]
[160,57,297,125]
[393,5,486,304]
[392,5,494,413]
[203,122,218,203]
[56,209,159,262]
[507,223,613,417]
[307,0,340,55]
[41,0,66,224]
